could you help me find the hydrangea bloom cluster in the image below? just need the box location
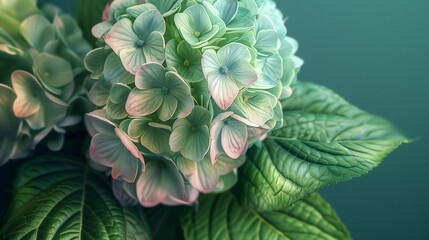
[0,1,92,165]
[85,0,303,207]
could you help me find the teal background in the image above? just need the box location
[38,0,429,239]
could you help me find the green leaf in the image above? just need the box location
[75,0,111,45]
[0,154,151,239]
[236,82,408,211]
[181,192,350,240]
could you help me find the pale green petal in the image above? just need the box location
[136,160,186,207]
[255,29,280,55]
[88,81,111,107]
[109,0,141,21]
[218,43,252,66]
[104,18,138,55]
[84,110,116,136]
[140,122,171,154]
[110,83,131,104]
[91,21,112,39]
[104,53,135,85]
[84,48,110,79]
[228,60,258,87]
[135,62,165,89]
[11,71,42,118]
[180,126,210,161]
[226,6,254,30]
[176,157,195,177]
[169,125,188,152]
[34,53,74,94]
[252,53,283,89]
[235,91,275,126]
[207,72,239,110]
[126,88,163,117]
[128,118,150,139]
[221,120,248,159]
[133,9,166,40]
[106,99,128,119]
[20,14,55,51]
[201,49,221,77]
[214,0,238,25]
[188,158,219,193]
[146,0,182,16]
[158,94,178,122]
[142,31,165,64]
[126,3,157,18]
[0,85,21,165]
[119,47,144,74]
[185,105,211,127]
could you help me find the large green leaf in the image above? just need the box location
[75,0,111,45]
[236,82,407,211]
[0,154,151,240]
[181,192,350,240]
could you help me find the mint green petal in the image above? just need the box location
[165,40,181,66]
[186,106,211,127]
[236,91,274,126]
[226,7,254,30]
[207,72,240,110]
[133,9,166,40]
[174,13,195,40]
[110,83,131,104]
[218,43,252,67]
[11,71,42,118]
[214,0,238,24]
[147,0,182,16]
[164,71,191,98]
[221,120,248,159]
[88,81,111,107]
[90,131,141,183]
[135,63,165,89]
[126,88,163,117]
[181,126,210,161]
[104,18,138,55]
[119,47,145,74]
[84,48,110,79]
[136,160,186,207]
[186,5,212,35]
[20,14,55,51]
[104,53,135,85]
[255,30,280,55]
[34,53,73,93]
[109,0,141,21]
[201,49,221,77]
[142,31,165,64]
[84,110,116,136]
[228,60,258,87]
[126,4,157,18]
[128,118,150,139]
[176,157,195,177]
[140,123,171,154]
[253,54,283,89]
[91,21,112,39]
[175,94,194,119]
[158,94,178,122]
[188,158,219,193]
[169,125,189,152]
[106,99,128,120]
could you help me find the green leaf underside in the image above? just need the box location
[181,192,350,240]
[236,82,407,211]
[0,155,151,240]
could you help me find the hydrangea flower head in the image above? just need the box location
[85,0,303,207]
[0,1,92,165]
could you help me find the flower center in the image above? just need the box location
[193,31,201,38]
[219,66,229,75]
[135,39,145,48]
[183,59,190,67]
[162,86,169,94]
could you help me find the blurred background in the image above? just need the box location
[24,0,429,239]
